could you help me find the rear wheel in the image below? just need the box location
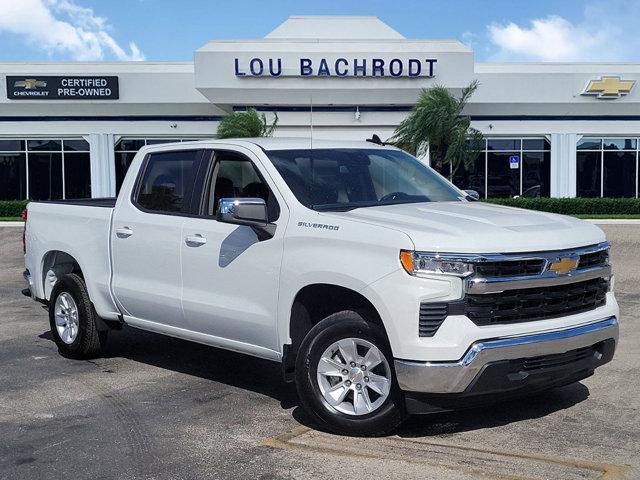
[295,310,406,436]
[49,273,106,359]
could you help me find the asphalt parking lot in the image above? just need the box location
[1,224,639,480]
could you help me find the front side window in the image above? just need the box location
[206,152,279,221]
[266,148,461,211]
[136,150,200,213]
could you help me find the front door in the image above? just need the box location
[111,148,205,328]
[180,148,287,354]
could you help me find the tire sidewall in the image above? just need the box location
[49,275,94,357]
[295,311,405,436]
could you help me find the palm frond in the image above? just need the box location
[217,108,278,139]
[389,81,483,173]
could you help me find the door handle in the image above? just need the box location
[115,226,133,238]
[185,234,207,246]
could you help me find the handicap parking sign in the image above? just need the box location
[509,155,520,169]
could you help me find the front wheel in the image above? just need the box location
[295,311,406,436]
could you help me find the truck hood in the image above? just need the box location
[323,201,605,253]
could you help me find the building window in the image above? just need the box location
[577,138,638,198]
[115,138,209,193]
[0,138,90,200]
[0,152,27,201]
[443,137,550,198]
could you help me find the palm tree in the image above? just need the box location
[390,80,483,178]
[216,108,278,139]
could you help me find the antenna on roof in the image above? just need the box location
[366,134,386,145]
[309,94,314,149]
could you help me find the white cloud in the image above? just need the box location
[486,1,640,62]
[0,0,145,61]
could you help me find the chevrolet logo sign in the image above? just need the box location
[583,76,635,98]
[548,257,580,275]
[14,79,47,89]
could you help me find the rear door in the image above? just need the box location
[180,147,287,354]
[111,148,207,327]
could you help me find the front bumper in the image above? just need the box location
[394,316,618,395]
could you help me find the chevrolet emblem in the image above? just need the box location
[583,76,635,98]
[14,79,47,90]
[548,257,579,275]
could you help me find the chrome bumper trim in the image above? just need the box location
[394,316,618,394]
[466,264,611,294]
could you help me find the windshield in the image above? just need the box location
[266,148,463,211]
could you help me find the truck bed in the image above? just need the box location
[24,199,121,321]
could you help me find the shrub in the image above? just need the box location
[0,200,29,218]
[483,197,640,215]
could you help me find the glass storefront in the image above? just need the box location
[437,138,551,198]
[114,138,209,193]
[577,138,638,198]
[0,138,90,201]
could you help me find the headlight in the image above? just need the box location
[400,250,474,278]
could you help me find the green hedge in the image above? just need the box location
[0,200,29,218]
[483,197,640,215]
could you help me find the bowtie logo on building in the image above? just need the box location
[583,76,635,98]
[14,79,47,89]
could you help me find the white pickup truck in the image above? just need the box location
[23,138,618,436]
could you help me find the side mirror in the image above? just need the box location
[464,190,480,201]
[216,198,276,240]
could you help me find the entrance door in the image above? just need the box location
[180,149,286,354]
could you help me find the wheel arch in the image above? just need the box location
[41,250,84,301]
[282,283,388,381]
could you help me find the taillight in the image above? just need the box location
[22,208,27,254]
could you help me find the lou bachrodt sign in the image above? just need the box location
[6,76,119,100]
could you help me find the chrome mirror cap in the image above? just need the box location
[216,197,275,240]
[464,190,480,201]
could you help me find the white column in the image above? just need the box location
[86,133,116,198]
[550,133,579,198]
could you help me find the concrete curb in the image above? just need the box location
[0,222,24,227]
[585,219,640,224]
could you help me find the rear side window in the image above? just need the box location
[135,150,200,213]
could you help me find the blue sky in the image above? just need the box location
[0,0,637,62]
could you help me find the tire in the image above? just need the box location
[49,273,106,359]
[295,310,406,436]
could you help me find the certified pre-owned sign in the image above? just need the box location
[6,76,119,100]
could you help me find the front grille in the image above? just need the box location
[418,303,449,337]
[579,250,609,269]
[522,344,599,371]
[471,246,609,279]
[474,259,545,278]
[465,278,609,326]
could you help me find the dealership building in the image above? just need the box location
[2,15,640,201]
